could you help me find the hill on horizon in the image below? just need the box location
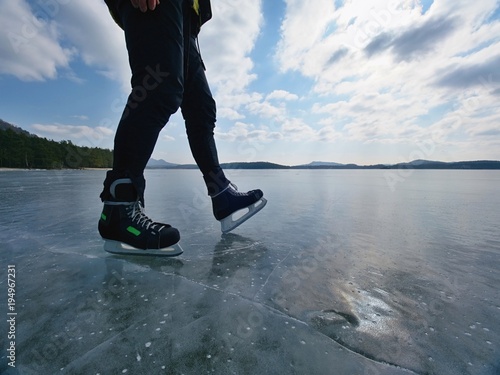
[2,119,500,170]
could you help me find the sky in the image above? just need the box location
[1,0,499,166]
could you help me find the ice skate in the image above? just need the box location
[98,178,182,257]
[211,183,267,233]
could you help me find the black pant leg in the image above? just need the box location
[112,0,185,181]
[181,36,229,196]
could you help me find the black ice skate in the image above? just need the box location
[98,178,182,256]
[211,183,267,233]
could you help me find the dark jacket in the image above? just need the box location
[194,0,212,35]
[104,0,212,35]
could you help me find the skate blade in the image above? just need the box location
[220,198,267,234]
[104,240,183,257]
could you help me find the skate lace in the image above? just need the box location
[127,201,164,232]
[212,183,253,198]
[229,183,248,196]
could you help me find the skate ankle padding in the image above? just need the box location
[110,178,137,201]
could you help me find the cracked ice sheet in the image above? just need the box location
[1,169,500,374]
[1,249,408,375]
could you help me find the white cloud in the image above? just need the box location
[218,107,245,121]
[275,0,337,74]
[317,126,343,143]
[52,0,130,91]
[161,134,176,142]
[0,0,74,80]
[266,90,299,101]
[274,0,500,159]
[216,122,266,142]
[280,118,319,142]
[246,100,286,119]
[0,0,129,89]
[199,0,263,95]
[31,123,114,147]
[72,115,89,121]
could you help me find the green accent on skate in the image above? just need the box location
[100,213,107,221]
[127,226,141,237]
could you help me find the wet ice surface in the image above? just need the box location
[1,169,499,374]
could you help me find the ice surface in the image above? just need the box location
[1,169,499,374]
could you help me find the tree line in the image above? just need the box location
[0,128,113,169]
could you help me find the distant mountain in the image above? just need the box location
[391,160,500,170]
[294,161,363,169]
[145,160,290,169]
[146,158,179,168]
[221,161,289,169]
[144,159,500,170]
[302,161,345,167]
[294,160,500,170]
[407,159,444,166]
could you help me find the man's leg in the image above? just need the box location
[181,35,267,233]
[98,0,186,255]
[102,0,185,199]
[181,35,229,196]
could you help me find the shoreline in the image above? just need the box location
[0,168,109,172]
[2,167,500,172]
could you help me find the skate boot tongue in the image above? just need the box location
[126,200,166,232]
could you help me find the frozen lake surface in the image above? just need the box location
[1,169,499,374]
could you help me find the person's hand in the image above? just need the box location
[130,0,160,12]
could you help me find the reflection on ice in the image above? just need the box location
[344,289,394,334]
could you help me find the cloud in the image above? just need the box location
[317,126,342,142]
[364,32,394,57]
[72,115,89,121]
[51,1,129,91]
[364,16,460,61]
[469,126,500,137]
[216,119,323,144]
[273,0,500,156]
[217,107,245,121]
[31,123,114,147]
[266,90,299,101]
[199,1,263,95]
[161,134,175,142]
[0,0,74,80]
[0,0,129,90]
[279,118,319,142]
[434,54,500,89]
[326,47,349,65]
[275,0,336,74]
[246,100,286,119]
[392,16,459,61]
[216,122,269,142]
